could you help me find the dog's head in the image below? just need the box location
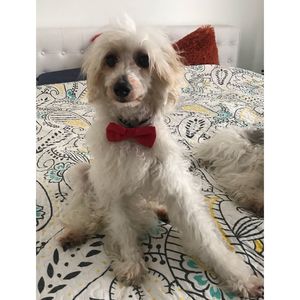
[82,21,184,122]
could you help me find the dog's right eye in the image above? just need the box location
[135,52,149,69]
[105,54,118,67]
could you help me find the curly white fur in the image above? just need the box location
[60,20,263,297]
[194,127,264,215]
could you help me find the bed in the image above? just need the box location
[36,63,263,300]
[36,24,263,299]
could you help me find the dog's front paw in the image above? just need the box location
[227,275,263,298]
[244,275,264,298]
[113,259,147,286]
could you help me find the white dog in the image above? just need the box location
[59,20,263,297]
[195,127,264,215]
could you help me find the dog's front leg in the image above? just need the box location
[157,160,263,298]
[104,200,147,286]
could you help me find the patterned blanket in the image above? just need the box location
[36,65,264,300]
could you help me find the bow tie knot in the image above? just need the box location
[106,122,156,148]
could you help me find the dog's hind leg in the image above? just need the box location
[157,160,263,298]
[59,163,104,249]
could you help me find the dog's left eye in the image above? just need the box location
[105,54,118,68]
[135,52,149,69]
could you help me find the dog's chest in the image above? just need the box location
[93,141,156,191]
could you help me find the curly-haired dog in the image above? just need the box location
[195,127,264,215]
[59,20,263,297]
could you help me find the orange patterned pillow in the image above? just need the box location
[173,26,219,65]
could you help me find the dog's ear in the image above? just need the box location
[153,43,184,105]
[81,42,105,103]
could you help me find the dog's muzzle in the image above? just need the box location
[113,76,132,102]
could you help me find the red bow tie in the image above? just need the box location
[106,122,156,148]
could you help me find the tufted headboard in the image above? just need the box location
[36,25,240,77]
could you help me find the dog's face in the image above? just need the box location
[99,38,152,106]
[82,26,183,122]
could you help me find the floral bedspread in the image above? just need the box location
[36,65,264,300]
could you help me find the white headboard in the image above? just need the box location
[36,25,239,77]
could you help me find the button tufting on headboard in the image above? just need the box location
[36,25,240,77]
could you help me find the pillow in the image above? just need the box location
[36,68,84,85]
[173,26,219,65]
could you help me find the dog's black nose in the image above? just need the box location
[113,78,132,100]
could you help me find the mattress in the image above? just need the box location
[36,64,264,300]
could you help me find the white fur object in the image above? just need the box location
[194,127,264,215]
[60,20,262,297]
